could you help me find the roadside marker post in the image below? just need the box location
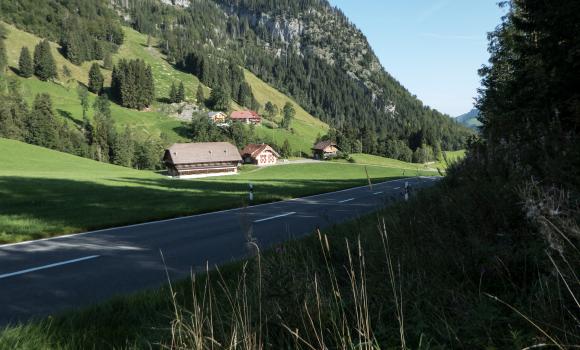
[249,183,254,202]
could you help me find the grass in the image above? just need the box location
[0,138,434,243]
[2,161,576,349]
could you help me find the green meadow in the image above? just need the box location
[0,138,434,244]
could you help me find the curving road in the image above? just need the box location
[0,176,440,326]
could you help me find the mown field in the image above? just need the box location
[0,138,434,243]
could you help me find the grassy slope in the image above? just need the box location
[244,69,329,155]
[0,138,433,243]
[2,22,329,150]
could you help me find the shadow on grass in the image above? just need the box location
[0,175,399,242]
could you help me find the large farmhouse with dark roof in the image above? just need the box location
[163,142,242,178]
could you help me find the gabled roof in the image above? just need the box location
[208,111,227,118]
[312,140,339,151]
[165,142,242,165]
[231,110,261,120]
[241,144,280,159]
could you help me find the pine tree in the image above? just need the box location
[77,85,90,119]
[196,84,205,105]
[33,40,57,81]
[169,82,178,103]
[28,93,59,149]
[177,81,185,102]
[103,52,113,70]
[18,47,33,78]
[88,63,104,94]
[0,36,7,75]
[282,102,295,129]
[208,87,230,112]
[111,127,135,167]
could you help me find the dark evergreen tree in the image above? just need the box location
[111,127,135,167]
[177,81,185,103]
[33,40,57,81]
[111,59,155,109]
[169,82,178,103]
[208,87,229,112]
[88,63,104,94]
[103,52,113,70]
[196,84,205,105]
[0,35,7,75]
[282,102,295,129]
[77,85,90,119]
[27,93,59,149]
[18,47,33,78]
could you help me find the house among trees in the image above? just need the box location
[312,140,341,160]
[230,110,261,125]
[208,111,228,124]
[240,144,280,166]
[163,142,242,178]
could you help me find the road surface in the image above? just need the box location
[0,176,439,326]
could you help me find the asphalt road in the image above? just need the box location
[0,176,439,326]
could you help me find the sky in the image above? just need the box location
[328,0,506,116]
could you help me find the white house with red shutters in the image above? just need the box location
[230,110,261,125]
[240,144,280,166]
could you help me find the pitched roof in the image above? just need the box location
[208,111,226,118]
[241,144,280,159]
[312,140,338,151]
[165,142,242,165]
[230,110,261,120]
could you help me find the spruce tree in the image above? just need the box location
[282,102,295,129]
[196,85,205,105]
[18,47,33,78]
[103,52,113,70]
[88,63,104,94]
[208,87,229,112]
[169,82,178,103]
[28,93,59,149]
[177,81,185,103]
[0,36,7,75]
[33,40,57,81]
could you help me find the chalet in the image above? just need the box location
[241,144,280,166]
[208,111,228,124]
[230,110,261,125]
[164,142,242,178]
[312,140,341,160]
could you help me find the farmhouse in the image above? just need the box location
[230,110,261,125]
[241,144,280,166]
[208,111,228,124]
[163,142,242,178]
[312,140,341,160]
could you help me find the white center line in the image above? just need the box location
[254,212,296,223]
[0,255,101,280]
[394,187,401,190]
[373,192,384,195]
[339,198,355,204]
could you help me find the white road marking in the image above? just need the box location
[339,198,355,204]
[254,212,296,223]
[394,187,401,190]
[0,177,437,249]
[373,192,384,195]
[0,255,100,280]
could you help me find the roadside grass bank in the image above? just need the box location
[1,159,577,349]
[0,138,434,244]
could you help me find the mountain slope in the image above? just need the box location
[456,109,481,129]
[1,21,328,153]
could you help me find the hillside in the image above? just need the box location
[456,108,481,129]
[0,21,328,153]
[0,137,432,243]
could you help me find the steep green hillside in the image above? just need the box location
[456,109,482,129]
[0,138,432,243]
[1,22,328,151]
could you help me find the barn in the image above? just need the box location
[240,144,280,166]
[312,141,341,160]
[230,110,262,125]
[164,142,242,178]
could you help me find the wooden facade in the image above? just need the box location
[240,144,280,166]
[164,142,242,178]
[230,110,262,125]
[312,141,341,160]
